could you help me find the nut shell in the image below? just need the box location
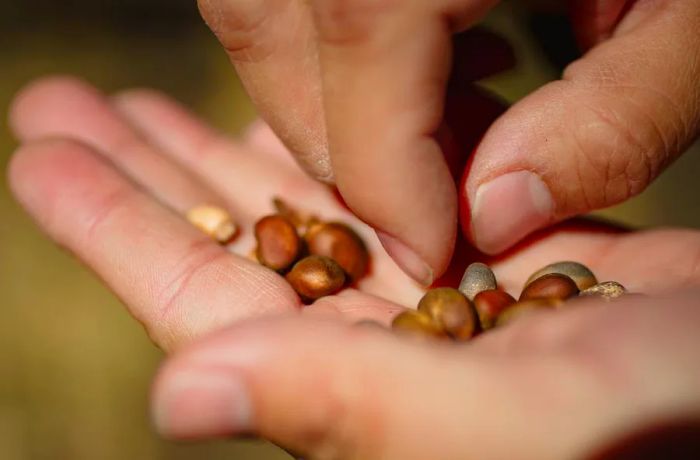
[286,255,346,301]
[526,261,597,291]
[417,288,477,341]
[459,263,497,301]
[495,298,561,327]
[473,289,516,330]
[305,222,369,281]
[391,310,445,339]
[255,215,303,272]
[186,205,237,243]
[580,281,627,300]
[520,273,579,301]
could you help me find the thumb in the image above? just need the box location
[148,310,699,460]
[150,316,501,459]
[464,0,700,254]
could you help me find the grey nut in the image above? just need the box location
[459,262,497,301]
[526,261,598,291]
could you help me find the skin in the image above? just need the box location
[7,78,700,459]
[197,0,700,284]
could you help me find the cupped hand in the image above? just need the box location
[151,291,700,460]
[198,0,700,283]
[9,77,700,459]
[8,76,700,345]
[8,77,426,351]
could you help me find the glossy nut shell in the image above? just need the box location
[286,256,346,301]
[520,273,579,301]
[391,310,445,339]
[305,222,369,281]
[255,215,303,272]
[473,289,516,330]
[417,288,477,340]
[526,261,597,291]
[495,298,561,327]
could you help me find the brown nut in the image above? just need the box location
[473,289,516,331]
[186,205,237,243]
[417,288,477,341]
[526,261,597,291]
[286,255,346,301]
[580,281,627,300]
[520,273,580,301]
[255,215,303,272]
[495,298,560,327]
[459,262,497,301]
[391,310,446,340]
[305,222,369,281]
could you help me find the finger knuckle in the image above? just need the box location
[562,52,695,209]
[565,90,667,210]
[197,0,277,61]
[80,186,135,246]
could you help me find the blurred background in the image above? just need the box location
[0,1,698,459]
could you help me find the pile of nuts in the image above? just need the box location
[186,202,629,334]
[254,199,370,302]
[392,261,628,341]
[187,199,370,302]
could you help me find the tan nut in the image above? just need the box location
[495,298,561,327]
[186,205,237,243]
[580,281,627,300]
[417,288,477,341]
[391,310,446,340]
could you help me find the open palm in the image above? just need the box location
[9,77,700,353]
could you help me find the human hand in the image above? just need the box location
[151,290,700,460]
[9,76,699,352]
[7,76,432,351]
[9,77,700,459]
[197,0,700,284]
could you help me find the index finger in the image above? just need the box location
[310,0,499,284]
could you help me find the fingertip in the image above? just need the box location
[151,365,253,440]
[377,231,435,287]
[469,171,554,254]
[9,75,95,140]
[8,137,98,215]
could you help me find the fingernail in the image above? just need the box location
[471,171,553,254]
[153,369,252,439]
[376,231,433,286]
